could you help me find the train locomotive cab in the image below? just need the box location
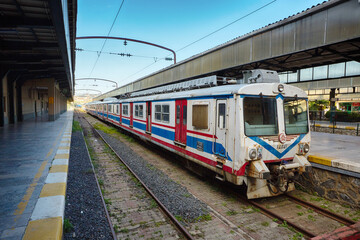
[237,71,312,199]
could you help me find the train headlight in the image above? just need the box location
[298,143,310,155]
[278,84,284,92]
[249,148,257,160]
[304,143,310,153]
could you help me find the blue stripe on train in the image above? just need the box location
[249,133,306,159]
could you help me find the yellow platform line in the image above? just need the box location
[308,155,334,166]
[39,183,66,198]
[55,153,69,159]
[23,217,62,240]
[49,165,68,173]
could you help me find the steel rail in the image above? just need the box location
[74,110,117,240]
[237,195,316,239]
[285,193,356,226]
[82,113,195,240]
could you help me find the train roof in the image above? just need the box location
[90,83,307,104]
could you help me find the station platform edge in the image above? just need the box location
[21,117,73,240]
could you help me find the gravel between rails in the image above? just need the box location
[64,129,113,239]
[96,128,210,224]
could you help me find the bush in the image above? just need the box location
[325,110,360,122]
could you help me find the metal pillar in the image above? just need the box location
[329,88,336,123]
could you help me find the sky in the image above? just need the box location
[74,0,325,96]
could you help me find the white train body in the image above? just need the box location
[85,70,312,199]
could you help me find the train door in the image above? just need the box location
[130,102,133,127]
[119,103,122,124]
[146,102,151,133]
[175,99,187,145]
[215,99,227,157]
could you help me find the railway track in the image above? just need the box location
[78,111,194,240]
[237,192,356,239]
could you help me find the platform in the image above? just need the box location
[309,132,360,176]
[0,110,73,240]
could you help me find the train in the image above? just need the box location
[84,69,312,199]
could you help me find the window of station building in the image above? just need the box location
[278,73,288,83]
[345,61,360,76]
[300,68,313,81]
[154,104,170,123]
[192,104,208,130]
[123,104,129,116]
[313,65,328,80]
[287,72,298,83]
[134,104,144,118]
[328,62,345,78]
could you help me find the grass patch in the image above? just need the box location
[307,215,316,221]
[63,218,73,233]
[72,120,82,132]
[261,221,269,227]
[226,210,238,216]
[119,228,129,233]
[291,232,304,240]
[175,215,184,222]
[104,198,112,205]
[195,214,212,222]
[150,199,158,209]
[297,212,304,216]
[98,179,104,186]
[113,224,119,233]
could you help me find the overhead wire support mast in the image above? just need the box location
[75,78,118,88]
[76,36,177,64]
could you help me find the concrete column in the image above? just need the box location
[47,78,56,121]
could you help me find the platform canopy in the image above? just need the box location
[0,0,77,98]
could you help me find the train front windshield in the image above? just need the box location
[244,97,278,136]
[284,99,309,134]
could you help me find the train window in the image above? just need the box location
[104,104,107,111]
[244,97,278,136]
[176,105,180,124]
[155,104,161,121]
[218,103,226,129]
[155,104,170,122]
[284,99,308,134]
[192,105,208,129]
[135,104,144,118]
[183,105,187,125]
[109,105,112,113]
[162,105,169,123]
[123,105,129,116]
[116,105,119,114]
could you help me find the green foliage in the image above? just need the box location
[63,218,74,233]
[72,120,82,132]
[195,214,212,222]
[325,110,360,122]
[226,210,238,216]
[261,221,269,227]
[309,100,329,111]
[292,232,304,240]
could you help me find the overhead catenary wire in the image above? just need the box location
[120,0,276,83]
[88,0,126,77]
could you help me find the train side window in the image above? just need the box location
[123,104,128,116]
[135,105,139,117]
[162,104,169,122]
[176,105,180,124]
[155,104,161,121]
[139,105,144,118]
[183,105,187,125]
[218,103,226,129]
[192,104,208,129]
[116,105,119,114]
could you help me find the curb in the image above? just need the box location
[308,155,360,174]
[313,123,358,130]
[22,120,73,240]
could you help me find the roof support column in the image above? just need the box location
[0,69,5,127]
[47,78,56,121]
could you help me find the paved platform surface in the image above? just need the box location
[309,132,360,174]
[0,110,73,240]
